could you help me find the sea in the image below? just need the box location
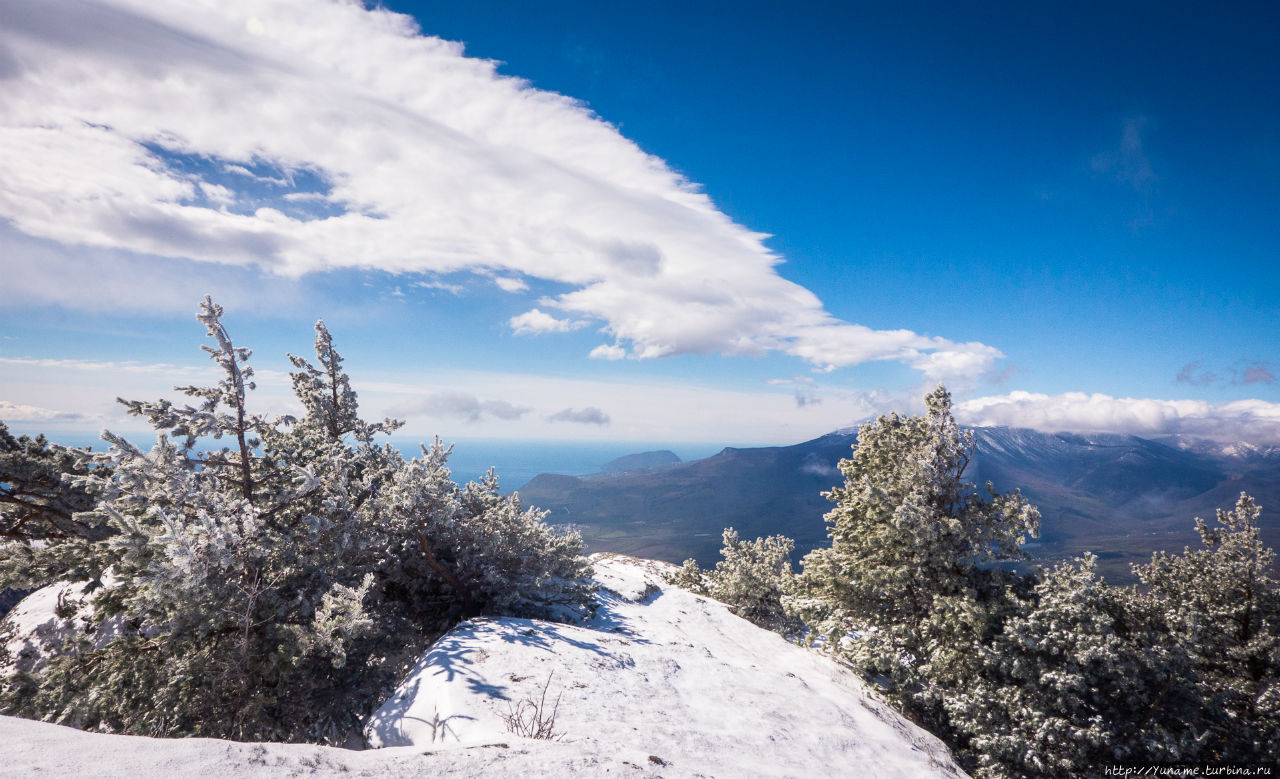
[37,432,726,491]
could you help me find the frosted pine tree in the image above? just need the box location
[287,320,402,444]
[708,528,798,632]
[0,422,114,591]
[666,558,710,595]
[373,453,594,621]
[1,297,594,742]
[30,297,385,740]
[941,554,1200,777]
[1135,492,1280,761]
[787,386,1040,721]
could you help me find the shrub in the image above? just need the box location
[0,297,592,743]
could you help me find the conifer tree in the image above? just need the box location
[0,422,113,591]
[1135,492,1280,761]
[788,385,1040,702]
[941,555,1201,777]
[715,529,798,631]
[1,297,593,743]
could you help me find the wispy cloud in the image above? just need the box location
[1176,361,1217,387]
[412,277,466,296]
[0,400,96,423]
[1234,361,1275,386]
[387,392,530,423]
[1176,359,1274,387]
[0,355,210,377]
[956,390,1280,445]
[794,390,821,408]
[1092,117,1156,191]
[547,406,610,425]
[0,0,1001,384]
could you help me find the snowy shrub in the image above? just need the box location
[937,555,1202,777]
[500,672,566,741]
[665,558,709,595]
[708,529,798,633]
[0,297,592,743]
[666,530,798,634]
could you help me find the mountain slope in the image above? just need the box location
[518,427,1280,581]
[365,554,966,778]
[0,555,966,778]
[520,433,855,565]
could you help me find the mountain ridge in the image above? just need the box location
[518,426,1280,581]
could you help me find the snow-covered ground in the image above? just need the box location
[0,554,966,778]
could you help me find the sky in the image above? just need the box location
[1,0,1278,448]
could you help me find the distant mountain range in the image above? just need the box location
[517,427,1280,582]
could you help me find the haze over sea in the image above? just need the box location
[37,432,730,491]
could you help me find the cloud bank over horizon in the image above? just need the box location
[957,391,1280,446]
[0,0,1000,385]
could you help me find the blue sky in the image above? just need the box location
[1,0,1277,446]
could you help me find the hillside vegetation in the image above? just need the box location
[680,387,1279,775]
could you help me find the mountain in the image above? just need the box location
[521,433,855,567]
[0,555,966,778]
[518,427,1280,581]
[600,449,682,473]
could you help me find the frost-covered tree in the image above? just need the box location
[1,298,592,743]
[666,529,798,633]
[0,422,113,592]
[666,557,709,595]
[1135,492,1280,761]
[940,555,1201,777]
[788,385,1040,704]
[372,451,594,622]
[287,320,401,444]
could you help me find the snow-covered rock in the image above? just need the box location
[1,575,129,677]
[364,553,966,778]
[2,581,94,676]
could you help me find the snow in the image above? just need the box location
[1,581,92,676]
[0,554,967,777]
[1,574,127,677]
[364,553,966,777]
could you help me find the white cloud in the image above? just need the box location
[493,277,528,293]
[0,355,210,377]
[0,400,95,423]
[588,344,627,361]
[412,277,465,296]
[956,391,1280,445]
[794,391,821,408]
[0,225,307,315]
[0,0,1001,382]
[509,308,583,335]
[0,355,289,386]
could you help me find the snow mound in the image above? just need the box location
[365,553,966,778]
[0,555,966,777]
